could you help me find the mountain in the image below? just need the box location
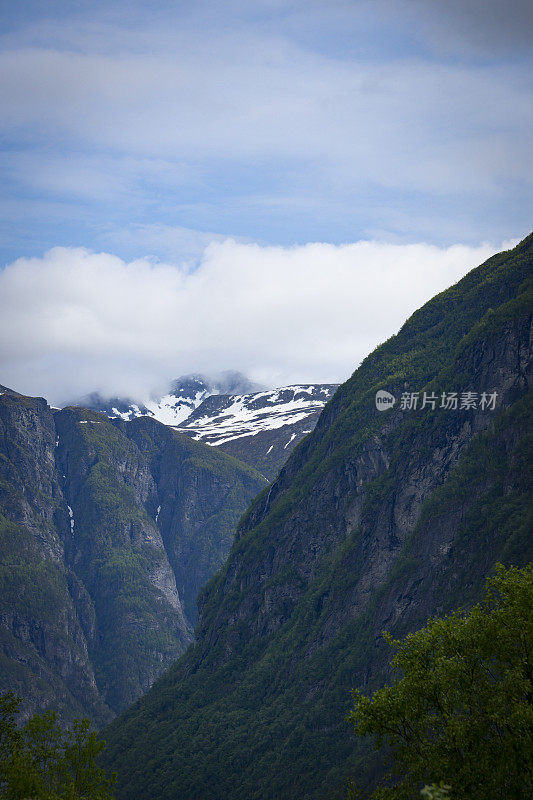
[72,372,264,427]
[0,392,265,725]
[103,235,533,799]
[176,384,338,479]
[71,374,338,480]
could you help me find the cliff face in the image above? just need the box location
[0,393,266,724]
[0,391,110,726]
[122,416,268,626]
[103,236,533,799]
[53,407,192,716]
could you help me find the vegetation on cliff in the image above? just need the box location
[349,564,533,799]
[0,692,115,799]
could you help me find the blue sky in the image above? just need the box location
[1,0,531,264]
[0,0,531,399]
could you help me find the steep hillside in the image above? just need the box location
[103,235,533,799]
[0,390,111,727]
[0,394,265,724]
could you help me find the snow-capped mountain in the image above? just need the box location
[69,373,338,479]
[71,372,263,427]
[176,384,338,478]
[177,385,334,446]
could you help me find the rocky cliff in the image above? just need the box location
[0,393,265,724]
[103,235,533,799]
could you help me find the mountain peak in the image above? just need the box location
[169,371,264,397]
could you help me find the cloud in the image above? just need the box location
[0,1,531,260]
[0,238,512,404]
[0,42,529,197]
[400,0,533,55]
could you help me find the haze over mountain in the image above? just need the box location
[71,372,265,426]
[0,240,512,407]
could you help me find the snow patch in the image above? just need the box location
[145,390,207,426]
[67,505,74,533]
[111,407,132,421]
[173,384,336,446]
[155,504,161,523]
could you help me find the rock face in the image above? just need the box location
[73,376,339,480]
[0,391,110,727]
[0,393,266,724]
[120,416,268,627]
[103,236,533,799]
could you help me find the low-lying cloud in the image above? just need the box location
[0,238,511,404]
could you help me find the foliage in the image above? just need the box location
[348,565,533,800]
[420,785,451,800]
[0,693,115,799]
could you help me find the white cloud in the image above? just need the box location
[0,238,511,404]
[1,2,531,254]
[0,31,530,198]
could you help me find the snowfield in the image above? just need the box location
[172,386,336,446]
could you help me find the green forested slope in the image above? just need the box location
[103,235,533,799]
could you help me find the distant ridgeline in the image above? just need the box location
[103,235,533,799]
[72,374,339,480]
[0,392,266,725]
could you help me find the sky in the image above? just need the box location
[0,0,531,402]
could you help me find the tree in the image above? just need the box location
[348,564,533,800]
[0,694,115,800]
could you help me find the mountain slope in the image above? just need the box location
[121,416,267,626]
[0,390,111,727]
[0,392,265,724]
[54,406,192,716]
[103,235,533,799]
[176,384,338,479]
